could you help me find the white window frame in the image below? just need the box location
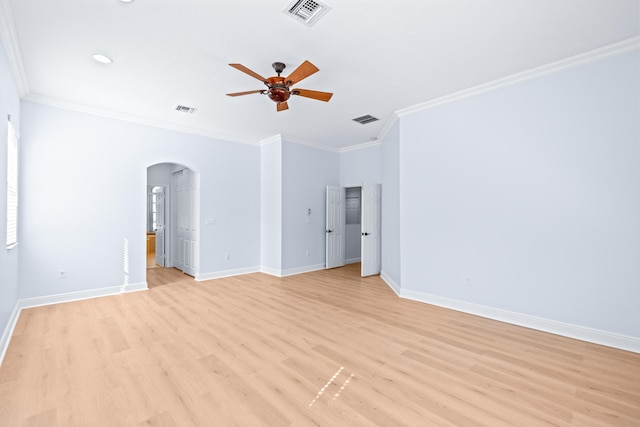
[6,118,18,249]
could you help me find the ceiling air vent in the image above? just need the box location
[175,105,197,114]
[352,115,379,125]
[284,0,331,27]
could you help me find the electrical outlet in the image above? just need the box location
[466,277,471,287]
[306,248,309,257]
[58,270,66,279]
[225,253,230,260]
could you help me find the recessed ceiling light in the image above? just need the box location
[92,54,113,64]
[119,0,134,3]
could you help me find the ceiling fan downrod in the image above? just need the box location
[272,62,286,76]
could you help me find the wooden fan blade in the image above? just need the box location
[277,101,289,112]
[285,60,319,86]
[291,89,333,102]
[229,64,268,83]
[226,90,264,97]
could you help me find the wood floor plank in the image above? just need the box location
[1,265,639,426]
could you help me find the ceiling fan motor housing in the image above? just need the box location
[266,76,291,103]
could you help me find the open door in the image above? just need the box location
[154,186,165,267]
[326,185,346,269]
[361,183,381,276]
[173,168,198,276]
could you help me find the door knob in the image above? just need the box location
[326,229,333,233]
[362,232,369,236]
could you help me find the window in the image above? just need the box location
[6,118,18,249]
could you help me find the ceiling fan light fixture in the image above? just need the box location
[226,60,333,112]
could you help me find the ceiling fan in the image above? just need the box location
[226,60,333,112]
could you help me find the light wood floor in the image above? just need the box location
[1,264,639,426]
[146,266,194,289]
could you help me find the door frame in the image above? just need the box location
[146,162,199,279]
[326,183,381,276]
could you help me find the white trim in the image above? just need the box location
[400,288,640,354]
[19,282,148,310]
[339,140,381,153]
[259,134,282,146]
[376,114,399,144]
[380,270,401,297]
[281,263,325,277]
[0,301,20,366]
[0,282,147,365]
[396,36,640,118]
[0,0,29,96]
[260,133,341,152]
[345,257,361,265]
[23,94,257,146]
[196,266,261,281]
[280,134,339,152]
[122,282,148,293]
[260,263,326,278]
[259,266,282,277]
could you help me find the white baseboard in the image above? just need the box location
[380,270,401,296]
[0,282,148,365]
[259,266,282,277]
[281,264,325,277]
[400,288,640,354]
[261,263,326,278]
[196,266,260,282]
[346,257,361,264]
[0,302,21,366]
[19,282,148,310]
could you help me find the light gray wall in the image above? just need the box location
[260,139,282,272]
[340,144,382,265]
[399,51,640,337]
[18,101,261,298]
[281,140,339,271]
[340,143,382,186]
[147,163,172,187]
[0,39,20,337]
[381,121,401,287]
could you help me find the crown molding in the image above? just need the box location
[339,139,381,153]
[24,93,259,146]
[0,0,29,96]
[396,36,640,118]
[259,134,282,146]
[280,133,340,152]
[376,113,399,143]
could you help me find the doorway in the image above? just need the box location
[147,185,164,269]
[146,163,199,287]
[325,183,381,277]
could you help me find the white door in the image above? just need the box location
[361,183,381,277]
[155,187,165,267]
[172,169,198,276]
[326,185,346,269]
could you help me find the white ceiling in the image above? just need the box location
[2,0,639,149]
